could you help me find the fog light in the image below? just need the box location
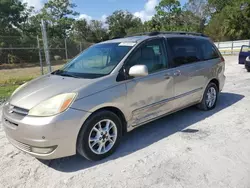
[31,146,57,154]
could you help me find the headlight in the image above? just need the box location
[11,82,28,97]
[28,93,77,117]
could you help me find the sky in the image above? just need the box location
[22,0,187,22]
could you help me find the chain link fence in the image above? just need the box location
[0,35,93,74]
[0,36,40,66]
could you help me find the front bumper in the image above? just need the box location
[2,104,91,160]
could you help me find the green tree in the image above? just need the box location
[0,0,27,35]
[89,20,109,42]
[126,21,145,36]
[208,0,234,13]
[39,0,79,39]
[154,0,200,32]
[204,12,227,41]
[106,10,142,38]
[184,0,210,32]
[155,0,181,17]
[205,0,250,41]
[72,19,108,43]
[155,0,182,30]
[72,19,91,42]
[221,1,250,40]
[144,18,162,32]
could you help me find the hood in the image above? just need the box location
[9,74,101,109]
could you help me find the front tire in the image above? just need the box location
[197,82,218,111]
[77,110,122,161]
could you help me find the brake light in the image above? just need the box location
[221,56,225,62]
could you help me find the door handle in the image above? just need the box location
[174,70,181,76]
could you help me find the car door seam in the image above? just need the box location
[132,87,203,114]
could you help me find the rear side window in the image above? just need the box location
[200,39,220,60]
[167,38,203,67]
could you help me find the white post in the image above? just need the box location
[41,19,51,73]
[231,41,234,54]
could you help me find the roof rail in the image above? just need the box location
[127,31,208,37]
[111,36,123,39]
[126,32,151,37]
[148,31,208,37]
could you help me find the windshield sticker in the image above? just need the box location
[119,42,136,46]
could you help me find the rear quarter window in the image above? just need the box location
[199,39,220,60]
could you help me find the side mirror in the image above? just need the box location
[246,56,250,62]
[129,65,148,77]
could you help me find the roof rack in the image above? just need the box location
[126,32,151,37]
[111,36,123,39]
[148,31,208,37]
[127,31,208,37]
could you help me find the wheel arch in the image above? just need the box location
[78,106,128,137]
[93,106,127,134]
[209,78,219,90]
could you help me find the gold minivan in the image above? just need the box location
[2,32,225,161]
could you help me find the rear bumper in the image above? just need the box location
[219,74,226,92]
[2,104,91,160]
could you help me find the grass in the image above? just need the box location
[0,64,63,99]
[0,85,19,99]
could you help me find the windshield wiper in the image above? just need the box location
[52,70,80,78]
[59,73,80,78]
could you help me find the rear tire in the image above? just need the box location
[197,82,218,111]
[77,110,122,161]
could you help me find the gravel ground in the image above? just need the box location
[0,56,250,188]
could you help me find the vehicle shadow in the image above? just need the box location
[39,92,244,172]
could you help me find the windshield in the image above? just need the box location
[53,43,133,79]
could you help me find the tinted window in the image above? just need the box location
[126,39,167,74]
[200,39,220,60]
[168,38,203,67]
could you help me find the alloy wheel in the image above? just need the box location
[88,119,118,155]
[206,87,217,108]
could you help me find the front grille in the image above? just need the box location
[7,136,32,152]
[12,106,29,116]
[6,104,29,116]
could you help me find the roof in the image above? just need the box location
[99,31,209,44]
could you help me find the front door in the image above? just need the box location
[125,39,175,126]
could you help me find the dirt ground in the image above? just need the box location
[0,56,250,188]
